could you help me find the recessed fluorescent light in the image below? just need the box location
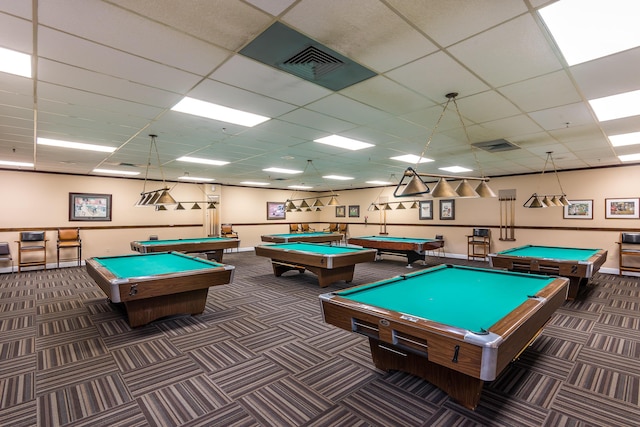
[390,154,434,163]
[323,175,353,180]
[0,160,34,167]
[366,180,393,185]
[609,132,640,147]
[37,137,116,152]
[539,0,640,66]
[263,167,302,174]
[178,175,215,182]
[589,89,640,122]
[0,47,31,78]
[618,153,640,162]
[440,166,472,173]
[171,97,270,127]
[288,185,313,189]
[314,135,374,151]
[177,156,229,166]
[241,181,270,186]
[93,168,140,176]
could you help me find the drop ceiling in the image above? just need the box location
[0,0,637,191]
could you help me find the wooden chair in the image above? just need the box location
[16,231,48,272]
[338,223,349,241]
[467,228,490,261]
[324,223,338,233]
[221,224,238,239]
[289,223,300,233]
[0,242,13,273]
[57,228,82,267]
[301,223,315,232]
[618,232,640,276]
[429,234,446,257]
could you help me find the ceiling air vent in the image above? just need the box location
[281,46,344,80]
[472,139,520,152]
[240,22,376,91]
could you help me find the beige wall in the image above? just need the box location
[1,165,639,273]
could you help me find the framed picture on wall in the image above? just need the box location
[348,205,360,217]
[69,193,112,221]
[439,199,455,220]
[563,200,593,219]
[419,200,433,220]
[266,201,286,220]
[605,198,640,219]
[336,205,346,217]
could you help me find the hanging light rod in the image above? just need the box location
[402,170,491,182]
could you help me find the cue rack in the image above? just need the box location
[499,189,516,241]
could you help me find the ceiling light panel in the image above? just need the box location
[314,135,375,150]
[171,97,270,127]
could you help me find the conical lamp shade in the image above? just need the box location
[313,199,324,207]
[141,193,155,205]
[368,203,377,211]
[306,207,312,212]
[396,202,406,209]
[286,201,297,211]
[383,203,393,210]
[410,201,419,209]
[207,202,216,209]
[299,199,310,208]
[156,190,177,205]
[372,204,380,211]
[148,191,161,205]
[455,179,479,198]
[559,195,571,206]
[475,181,497,198]
[399,174,430,196]
[328,196,339,206]
[155,205,167,211]
[550,196,563,206]
[431,178,458,198]
[191,202,201,210]
[175,202,185,210]
[524,194,546,208]
[542,195,554,207]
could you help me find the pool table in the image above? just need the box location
[130,236,240,262]
[86,252,235,327]
[489,245,607,300]
[254,242,377,287]
[320,264,568,409]
[347,235,444,266]
[261,231,344,244]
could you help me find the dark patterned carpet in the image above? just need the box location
[0,251,638,427]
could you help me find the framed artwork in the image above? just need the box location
[267,201,286,220]
[336,205,346,217]
[419,200,433,220]
[605,198,640,219]
[563,200,593,219]
[439,199,455,220]
[69,193,112,221]
[348,205,360,218]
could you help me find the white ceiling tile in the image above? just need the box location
[499,70,582,112]
[571,47,640,100]
[449,14,563,87]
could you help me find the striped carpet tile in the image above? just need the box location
[304,405,373,427]
[460,388,550,427]
[189,340,256,372]
[236,327,298,353]
[0,300,35,313]
[217,316,272,338]
[111,339,182,372]
[384,371,449,404]
[551,383,640,427]
[0,400,37,427]
[238,376,333,427]
[489,367,562,408]
[207,356,289,399]
[296,356,378,401]
[37,337,109,369]
[277,315,334,340]
[136,375,231,426]
[0,372,34,407]
[170,327,233,352]
[122,355,205,397]
[263,340,331,373]
[36,354,118,395]
[37,373,133,426]
[0,336,34,360]
[178,402,257,427]
[340,379,440,426]
[585,332,640,357]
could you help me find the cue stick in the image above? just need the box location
[510,197,515,239]
[499,198,504,239]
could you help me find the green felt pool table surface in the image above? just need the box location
[335,264,555,333]
[261,232,344,243]
[133,237,233,246]
[130,237,240,261]
[494,245,600,261]
[94,251,225,278]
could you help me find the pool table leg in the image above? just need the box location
[368,338,484,410]
[306,265,356,287]
[567,277,588,300]
[123,288,208,327]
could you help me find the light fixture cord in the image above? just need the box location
[142,134,155,194]
[549,152,565,195]
[152,135,168,189]
[452,96,485,179]
[309,159,336,197]
[413,96,454,169]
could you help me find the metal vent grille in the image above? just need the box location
[281,46,344,80]
[472,139,520,152]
